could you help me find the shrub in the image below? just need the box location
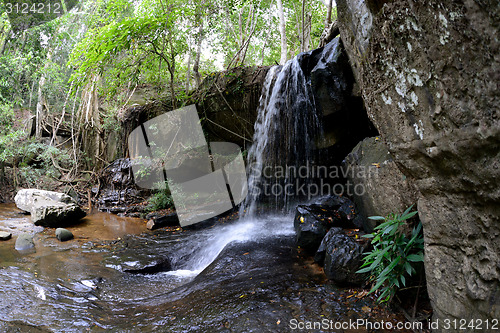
[147,190,175,212]
[356,206,424,303]
[0,133,75,188]
[146,181,176,212]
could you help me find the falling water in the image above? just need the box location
[241,57,323,217]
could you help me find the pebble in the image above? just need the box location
[15,233,35,251]
[0,231,12,240]
[56,228,74,242]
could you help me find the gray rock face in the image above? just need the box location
[14,189,86,227]
[315,227,367,285]
[97,158,145,213]
[337,0,500,324]
[15,233,35,251]
[343,137,419,232]
[310,37,350,117]
[121,67,271,152]
[55,228,74,242]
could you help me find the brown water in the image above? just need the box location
[0,203,193,331]
[0,204,146,280]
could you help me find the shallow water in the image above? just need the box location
[0,204,411,332]
[0,204,297,330]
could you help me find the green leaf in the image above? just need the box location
[400,210,418,221]
[378,289,392,302]
[407,253,424,262]
[369,216,386,221]
[404,262,412,276]
[356,266,372,274]
[370,277,387,294]
[401,205,414,217]
[405,222,423,251]
[369,247,390,271]
[357,206,425,304]
[378,256,401,279]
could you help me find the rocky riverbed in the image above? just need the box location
[0,203,426,332]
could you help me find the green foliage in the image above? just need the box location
[0,103,13,133]
[146,181,176,211]
[0,0,335,188]
[0,3,81,108]
[69,0,188,101]
[283,0,327,55]
[357,206,424,303]
[0,130,26,162]
[0,129,74,188]
[147,189,175,212]
[68,0,333,104]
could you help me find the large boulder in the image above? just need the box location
[192,66,271,147]
[294,205,331,254]
[120,66,271,154]
[337,0,500,324]
[309,38,379,168]
[146,212,179,230]
[14,189,86,227]
[315,227,368,285]
[343,137,419,232]
[294,196,358,254]
[311,37,350,117]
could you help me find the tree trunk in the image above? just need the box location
[326,0,333,25]
[169,64,176,109]
[0,28,10,55]
[28,80,35,109]
[168,34,177,109]
[238,7,243,48]
[259,15,272,65]
[185,44,191,92]
[77,75,104,170]
[303,12,311,52]
[239,6,256,66]
[35,53,52,139]
[277,0,287,64]
[301,0,305,52]
[193,20,203,88]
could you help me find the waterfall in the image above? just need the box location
[167,54,324,277]
[241,57,323,217]
[164,55,324,277]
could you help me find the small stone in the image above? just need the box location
[55,228,74,242]
[0,231,12,240]
[146,219,155,230]
[15,233,35,251]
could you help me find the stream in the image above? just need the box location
[0,204,412,332]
